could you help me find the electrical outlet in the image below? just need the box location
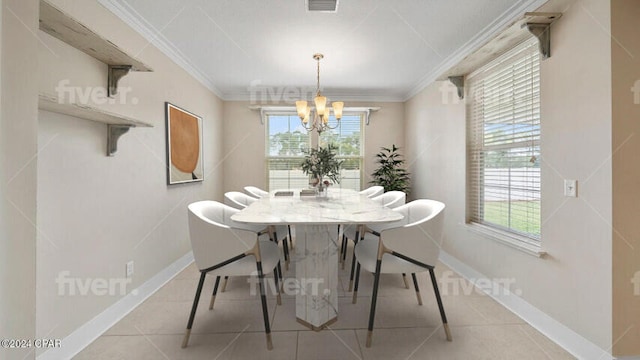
[126,261,134,278]
[564,179,577,197]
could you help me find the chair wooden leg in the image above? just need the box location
[402,273,410,289]
[366,259,383,348]
[352,262,361,304]
[429,268,452,341]
[220,276,229,292]
[209,276,221,310]
[411,273,422,306]
[256,261,273,350]
[182,272,206,348]
[274,229,290,271]
[348,229,360,291]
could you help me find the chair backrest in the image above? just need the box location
[360,186,384,198]
[371,191,406,209]
[244,186,269,198]
[187,201,262,271]
[379,199,445,268]
[224,191,258,209]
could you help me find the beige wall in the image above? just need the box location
[35,0,223,349]
[222,101,404,193]
[0,0,39,359]
[611,0,640,355]
[404,0,613,350]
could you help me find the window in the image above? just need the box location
[266,112,365,191]
[467,39,541,241]
[266,114,310,190]
[319,113,364,191]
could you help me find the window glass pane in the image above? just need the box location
[268,115,309,156]
[266,115,310,190]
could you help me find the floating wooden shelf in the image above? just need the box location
[39,93,153,156]
[38,93,152,127]
[39,0,153,96]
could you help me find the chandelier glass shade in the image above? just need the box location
[295,53,343,133]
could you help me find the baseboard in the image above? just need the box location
[36,252,194,360]
[438,251,614,360]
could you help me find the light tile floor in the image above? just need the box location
[76,245,576,360]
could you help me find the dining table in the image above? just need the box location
[230,188,404,330]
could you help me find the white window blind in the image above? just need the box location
[467,39,541,240]
[319,113,364,191]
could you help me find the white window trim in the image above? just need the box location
[466,222,546,257]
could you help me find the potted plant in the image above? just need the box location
[370,144,410,193]
[301,144,343,193]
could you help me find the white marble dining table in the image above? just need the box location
[230,188,403,330]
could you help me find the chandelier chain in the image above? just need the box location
[316,56,321,96]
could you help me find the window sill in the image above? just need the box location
[466,223,547,258]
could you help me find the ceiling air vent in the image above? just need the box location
[307,0,339,12]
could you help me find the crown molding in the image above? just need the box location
[98,0,225,99]
[402,0,550,101]
[223,89,405,103]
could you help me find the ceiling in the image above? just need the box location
[99,0,547,102]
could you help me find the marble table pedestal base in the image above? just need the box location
[294,224,339,330]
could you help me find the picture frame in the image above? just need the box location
[165,102,204,185]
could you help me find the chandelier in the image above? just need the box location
[295,53,344,133]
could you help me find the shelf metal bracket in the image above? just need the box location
[525,23,551,59]
[448,76,464,99]
[107,124,133,156]
[108,65,132,97]
[522,13,562,60]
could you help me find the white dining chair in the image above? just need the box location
[352,199,450,347]
[224,191,291,269]
[341,191,406,290]
[224,191,259,209]
[338,186,385,270]
[244,186,269,198]
[359,185,384,198]
[183,201,282,350]
[244,186,295,252]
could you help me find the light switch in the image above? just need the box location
[564,179,577,197]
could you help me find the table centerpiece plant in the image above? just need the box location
[301,144,343,194]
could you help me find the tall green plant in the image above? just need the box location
[370,144,410,193]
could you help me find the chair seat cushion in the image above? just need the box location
[207,240,280,277]
[354,239,425,274]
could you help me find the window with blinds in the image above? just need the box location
[265,112,365,191]
[467,39,541,241]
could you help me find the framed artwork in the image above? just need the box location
[165,102,204,184]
